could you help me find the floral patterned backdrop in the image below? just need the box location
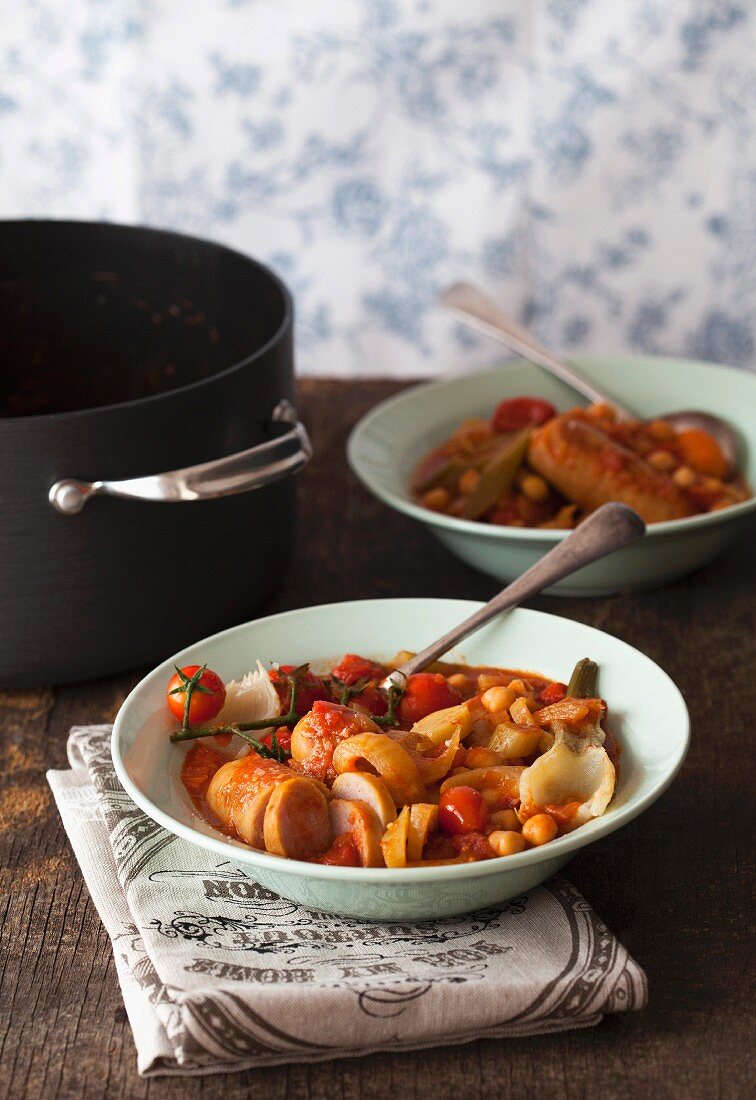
[1,0,754,376]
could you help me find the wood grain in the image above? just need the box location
[1,379,754,1099]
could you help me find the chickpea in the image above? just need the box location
[447,672,470,692]
[701,475,724,493]
[455,419,493,453]
[520,473,550,502]
[490,808,520,831]
[521,813,558,847]
[648,419,675,442]
[647,449,676,472]
[672,465,696,489]
[488,830,527,857]
[465,746,502,769]
[421,487,451,511]
[481,685,516,714]
[478,672,508,691]
[458,468,481,495]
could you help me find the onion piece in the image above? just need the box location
[409,730,461,784]
[214,661,281,755]
[519,741,615,830]
[381,805,411,867]
[410,703,471,745]
[440,765,524,801]
[407,804,438,861]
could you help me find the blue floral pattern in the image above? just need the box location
[1,0,754,374]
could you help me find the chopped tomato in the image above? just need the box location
[489,502,520,526]
[675,428,727,478]
[349,685,389,716]
[316,833,361,866]
[544,801,581,828]
[269,665,330,719]
[492,396,556,433]
[422,833,457,861]
[450,831,495,860]
[259,728,292,755]
[181,743,225,800]
[538,681,567,706]
[167,665,226,727]
[330,653,386,686]
[438,786,489,836]
[397,673,462,726]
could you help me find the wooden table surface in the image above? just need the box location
[1,379,754,1100]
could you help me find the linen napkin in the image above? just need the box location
[47,726,647,1077]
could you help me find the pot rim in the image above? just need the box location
[0,218,293,427]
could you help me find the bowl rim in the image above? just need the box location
[347,356,756,542]
[112,597,690,885]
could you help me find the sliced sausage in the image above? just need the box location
[263,777,332,860]
[206,754,293,846]
[528,411,695,523]
[328,799,384,867]
[330,772,397,830]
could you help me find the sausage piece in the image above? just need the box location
[330,772,397,830]
[328,799,384,867]
[206,753,293,847]
[206,752,329,857]
[528,411,695,523]
[263,777,331,859]
[291,700,380,781]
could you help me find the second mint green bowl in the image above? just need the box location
[348,356,756,595]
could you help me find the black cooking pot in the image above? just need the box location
[0,220,309,687]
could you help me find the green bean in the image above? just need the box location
[567,658,598,698]
[461,429,532,520]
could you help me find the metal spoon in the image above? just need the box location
[439,281,739,476]
[382,501,645,692]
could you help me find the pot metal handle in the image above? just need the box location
[49,400,312,515]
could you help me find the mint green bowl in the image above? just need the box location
[348,357,756,595]
[112,598,689,922]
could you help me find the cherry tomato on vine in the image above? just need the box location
[269,665,330,718]
[350,685,389,716]
[438,786,490,836]
[492,396,556,432]
[259,728,293,755]
[397,673,462,726]
[166,665,226,727]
